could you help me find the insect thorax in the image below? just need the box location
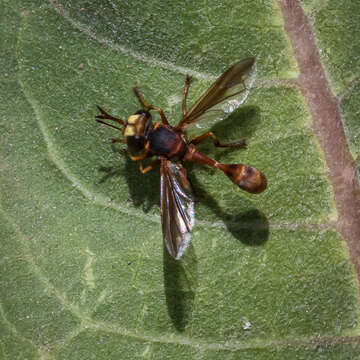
[148,124,186,159]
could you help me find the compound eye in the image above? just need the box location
[126,135,146,157]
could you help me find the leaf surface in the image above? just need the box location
[1,1,359,359]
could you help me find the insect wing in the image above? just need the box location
[178,58,256,131]
[160,160,194,260]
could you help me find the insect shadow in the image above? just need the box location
[163,244,198,332]
[98,148,160,212]
[191,171,269,246]
[193,105,261,159]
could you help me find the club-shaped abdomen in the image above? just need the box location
[183,144,267,194]
[217,164,267,194]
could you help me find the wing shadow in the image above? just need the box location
[163,243,198,332]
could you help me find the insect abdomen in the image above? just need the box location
[219,164,267,194]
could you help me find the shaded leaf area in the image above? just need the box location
[0,1,359,360]
[301,0,360,161]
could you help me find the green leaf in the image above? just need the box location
[1,1,359,359]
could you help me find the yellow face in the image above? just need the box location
[123,114,150,138]
[124,111,152,157]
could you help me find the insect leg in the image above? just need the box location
[190,132,247,148]
[182,75,193,116]
[139,159,161,174]
[134,86,169,125]
[111,138,126,144]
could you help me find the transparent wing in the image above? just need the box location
[178,58,256,131]
[160,160,194,260]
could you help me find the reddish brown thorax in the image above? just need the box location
[147,123,187,160]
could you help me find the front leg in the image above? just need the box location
[134,86,169,125]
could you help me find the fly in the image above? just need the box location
[95,58,267,260]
